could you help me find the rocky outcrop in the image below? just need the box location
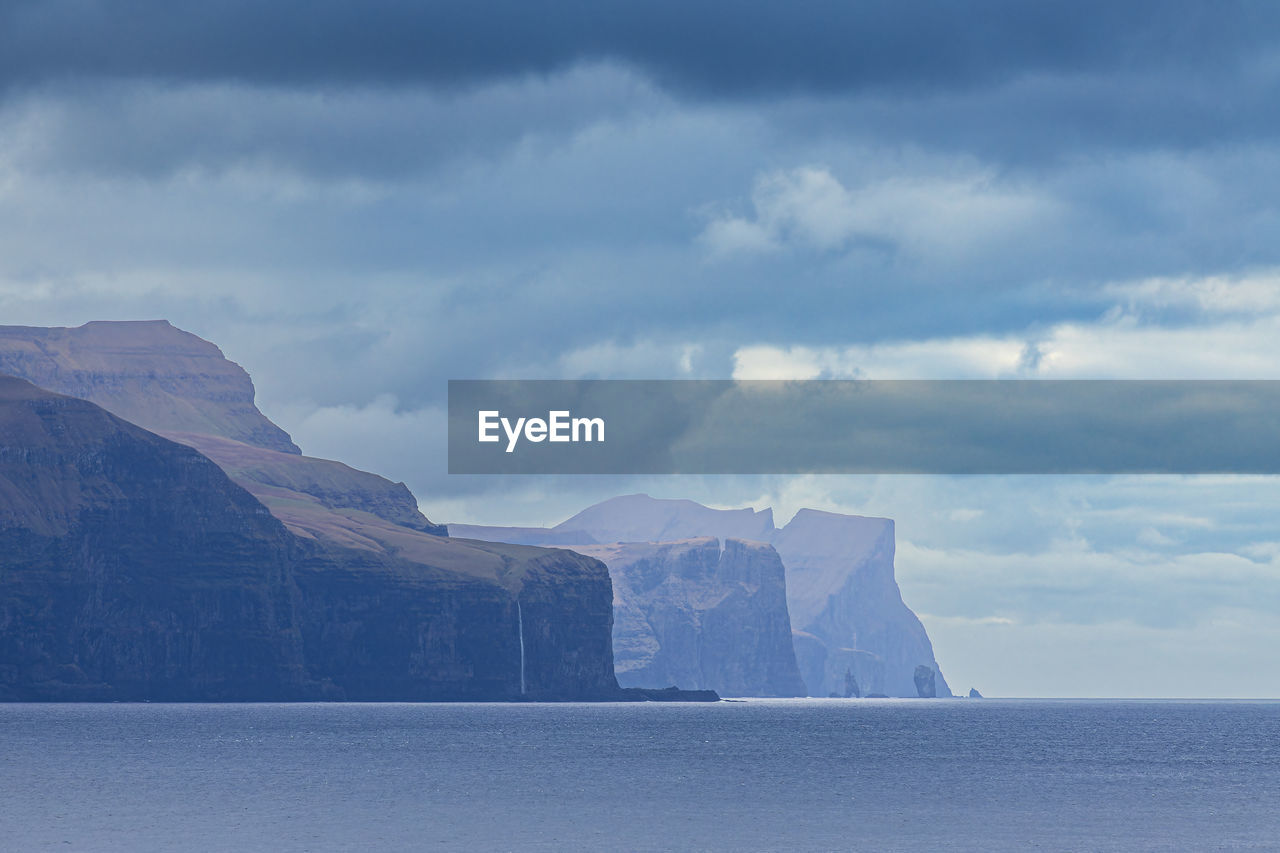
[573,537,805,697]
[0,374,621,701]
[467,494,951,698]
[914,664,937,698]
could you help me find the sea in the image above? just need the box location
[2,699,1277,852]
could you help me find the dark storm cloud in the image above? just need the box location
[1,68,665,180]
[1,0,1275,96]
[6,0,1280,473]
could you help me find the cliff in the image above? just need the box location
[465,494,951,698]
[0,358,619,696]
[771,509,951,698]
[573,537,806,697]
[0,374,313,700]
[294,538,617,700]
[0,321,634,700]
[451,522,808,696]
[0,375,619,700]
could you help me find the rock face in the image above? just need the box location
[454,519,808,696]
[573,538,806,697]
[768,508,951,699]
[0,375,619,700]
[469,494,951,698]
[294,538,617,701]
[0,375,313,699]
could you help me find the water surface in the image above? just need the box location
[2,699,1276,851]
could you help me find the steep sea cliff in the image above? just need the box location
[0,320,627,701]
[578,537,805,697]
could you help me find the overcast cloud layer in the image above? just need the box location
[2,1,1279,696]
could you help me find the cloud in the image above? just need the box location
[271,395,447,484]
[701,165,1058,259]
[732,337,1028,379]
[1100,270,1280,317]
[923,608,1280,697]
[1,0,1273,101]
[732,275,1280,380]
[1136,527,1179,547]
[0,65,667,181]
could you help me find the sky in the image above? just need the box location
[3,0,1280,697]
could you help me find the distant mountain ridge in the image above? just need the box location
[456,494,951,698]
[552,498,777,544]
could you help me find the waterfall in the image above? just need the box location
[517,600,526,696]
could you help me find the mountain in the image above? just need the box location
[0,321,446,538]
[573,537,806,697]
[553,497,776,544]
[0,320,299,454]
[0,374,618,700]
[0,321,626,700]
[465,494,951,698]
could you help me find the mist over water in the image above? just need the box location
[3,700,1278,851]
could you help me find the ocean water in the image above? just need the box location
[1,699,1277,852]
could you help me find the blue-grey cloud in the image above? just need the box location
[2,0,1273,98]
